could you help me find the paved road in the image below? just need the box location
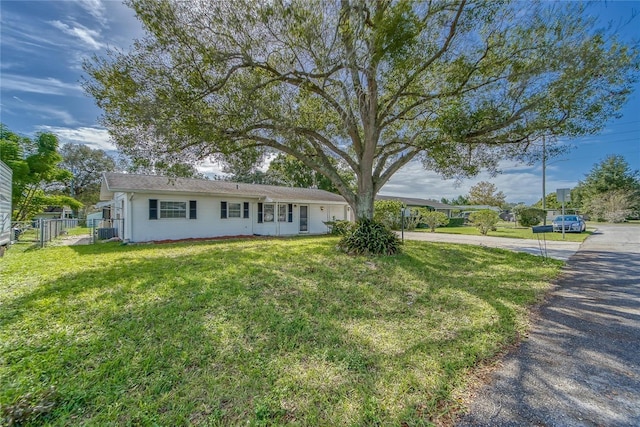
[401,231,582,261]
[457,224,640,427]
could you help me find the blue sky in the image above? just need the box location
[1,0,638,205]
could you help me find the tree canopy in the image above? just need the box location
[573,155,640,220]
[0,125,80,221]
[84,0,639,220]
[60,143,116,207]
[467,181,506,207]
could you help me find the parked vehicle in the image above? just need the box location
[552,215,586,233]
[0,160,12,256]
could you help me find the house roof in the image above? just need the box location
[451,205,501,211]
[100,173,348,204]
[376,195,455,210]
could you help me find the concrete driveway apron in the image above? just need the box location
[456,224,640,426]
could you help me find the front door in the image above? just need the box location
[299,205,308,232]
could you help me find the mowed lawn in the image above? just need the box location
[1,237,563,425]
[428,222,592,242]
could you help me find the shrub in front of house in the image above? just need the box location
[338,218,401,255]
[445,217,465,227]
[325,220,355,236]
[421,211,449,232]
[515,207,545,227]
[468,210,500,235]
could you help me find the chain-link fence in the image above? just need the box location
[11,219,80,248]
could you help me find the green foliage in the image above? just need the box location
[374,200,403,229]
[514,207,546,227]
[324,220,354,236]
[83,1,640,222]
[267,153,355,194]
[467,181,506,208]
[0,236,563,425]
[60,143,116,207]
[468,210,500,235]
[573,155,640,220]
[374,200,422,231]
[445,217,466,227]
[533,193,566,210]
[441,195,469,205]
[338,218,401,255]
[421,211,449,232]
[0,125,73,221]
[1,386,58,426]
[585,189,636,222]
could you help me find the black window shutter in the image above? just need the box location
[257,202,263,223]
[220,201,227,219]
[243,202,250,219]
[190,200,197,219]
[149,199,158,220]
[288,204,293,222]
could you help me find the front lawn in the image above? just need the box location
[1,237,562,425]
[427,222,592,242]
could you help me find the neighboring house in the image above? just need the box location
[99,173,352,242]
[33,206,74,220]
[376,195,456,217]
[451,205,501,213]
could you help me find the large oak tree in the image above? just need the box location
[84,0,638,220]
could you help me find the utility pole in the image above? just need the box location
[542,136,546,225]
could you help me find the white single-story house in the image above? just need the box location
[99,172,353,242]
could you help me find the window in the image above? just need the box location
[189,200,197,219]
[222,201,249,219]
[228,202,241,218]
[263,204,274,222]
[149,199,158,220]
[160,201,187,218]
[278,204,287,222]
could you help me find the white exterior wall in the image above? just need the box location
[116,191,350,242]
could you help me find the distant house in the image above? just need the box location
[376,195,456,217]
[99,173,352,242]
[450,205,501,213]
[33,206,74,220]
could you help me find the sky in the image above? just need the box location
[1,0,639,205]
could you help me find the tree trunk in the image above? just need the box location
[354,187,375,220]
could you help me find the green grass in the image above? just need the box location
[64,226,91,236]
[1,236,563,426]
[425,222,592,242]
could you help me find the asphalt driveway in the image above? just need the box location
[456,224,640,426]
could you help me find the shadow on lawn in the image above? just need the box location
[1,241,559,425]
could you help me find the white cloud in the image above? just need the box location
[49,20,105,50]
[32,106,78,126]
[0,74,82,96]
[35,126,114,151]
[78,0,109,27]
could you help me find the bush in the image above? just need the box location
[374,200,421,230]
[324,220,355,236]
[421,211,449,232]
[374,200,403,229]
[468,210,500,235]
[338,218,401,255]
[445,217,465,227]
[516,207,545,227]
